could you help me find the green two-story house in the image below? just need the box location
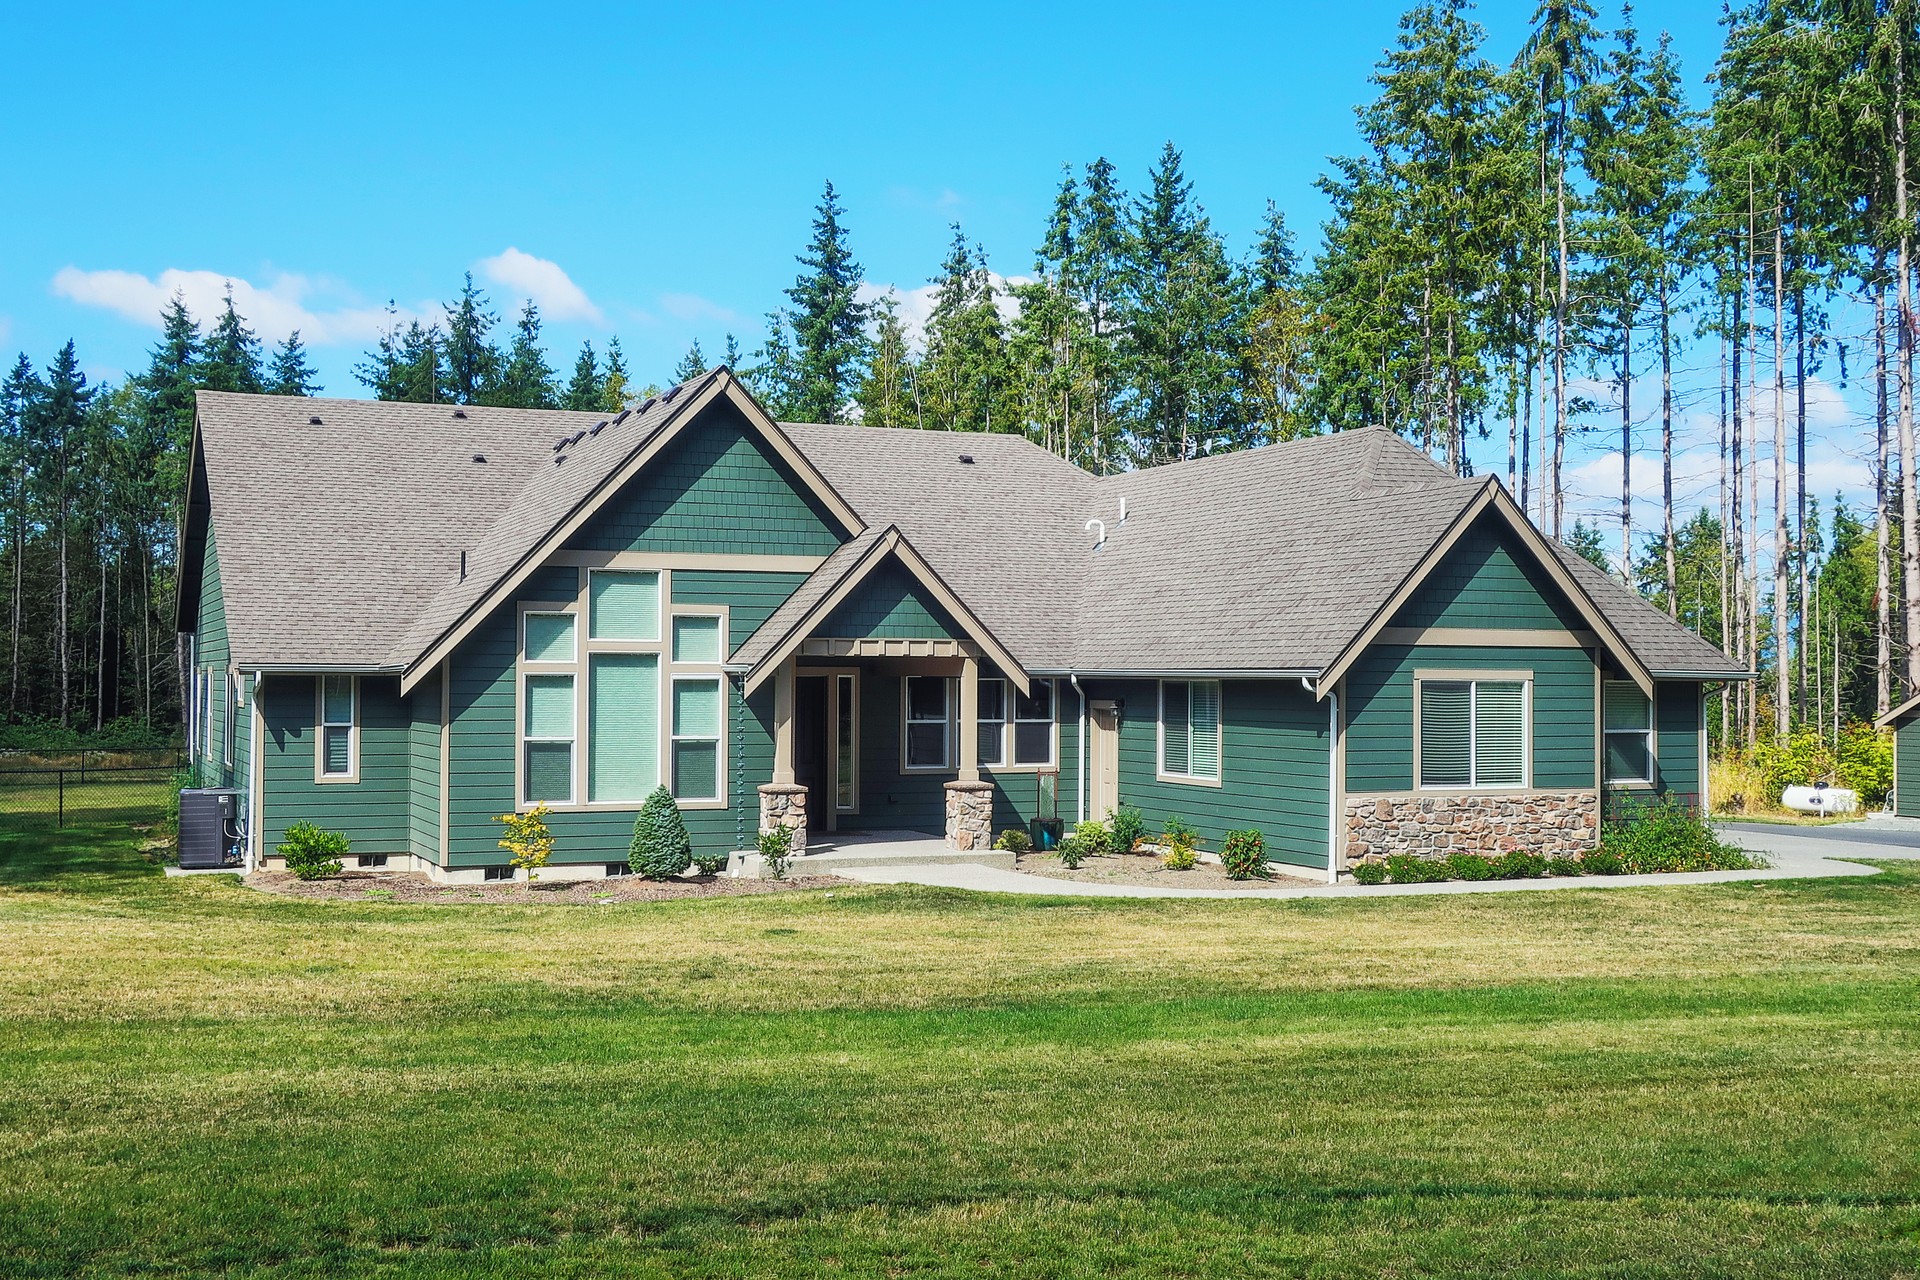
[179,368,1743,882]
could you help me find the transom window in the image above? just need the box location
[1159,680,1221,783]
[318,674,357,780]
[904,675,950,771]
[1418,677,1527,789]
[1603,681,1654,784]
[589,570,660,642]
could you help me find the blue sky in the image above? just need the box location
[1,1,1875,557]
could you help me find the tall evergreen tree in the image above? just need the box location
[442,273,499,405]
[266,331,321,396]
[748,310,801,417]
[673,339,707,385]
[1241,202,1316,442]
[783,181,869,422]
[200,286,264,394]
[139,292,201,455]
[1,355,39,715]
[600,336,632,411]
[920,225,1012,433]
[564,342,602,411]
[856,292,916,429]
[485,301,558,409]
[32,342,91,725]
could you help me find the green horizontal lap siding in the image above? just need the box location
[259,675,411,854]
[407,669,443,862]
[567,401,844,556]
[446,564,763,868]
[983,681,1080,835]
[672,570,813,651]
[819,562,966,641]
[1344,644,1597,793]
[1390,518,1588,631]
[1089,678,1331,870]
[193,524,233,789]
[1651,682,1702,798]
[1898,723,1920,817]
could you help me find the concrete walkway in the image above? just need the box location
[834,817,1920,901]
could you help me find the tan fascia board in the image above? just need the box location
[399,371,870,696]
[741,528,1031,698]
[1875,690,1920,729]
[1314,479,1653,700]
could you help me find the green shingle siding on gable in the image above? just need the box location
[567,402,844,556]
[259,675,412,853]
[1085,678,1331,870]
[1390,518,1588,632]
[1344,644,1597,793]
[819,562,966,641]
[408,668,443,861]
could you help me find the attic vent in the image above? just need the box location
[589,421,606,435]
[958,454,975,465]
[637,397,657,414]
[552,439,567,452]
[308,415,322,425]
[569,430,586,446]
[661,383,682,403]
[471,453,486,463]
[613,408,632,424]
[452,408,467,419]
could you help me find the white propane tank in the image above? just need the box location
[1781,784,1859,815]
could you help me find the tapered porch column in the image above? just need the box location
[945,654,993,850]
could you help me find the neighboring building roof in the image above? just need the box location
[185,372,1744,685]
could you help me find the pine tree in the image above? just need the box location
[564,342,601,411]
[1,354,39,715]
[784,181,869,422]
[856,292,915,429]
[485,301,557,409]
[748,310,801,417]
[201,286,264,394]
[1076,158,1129,469]
[722,333,744,372]
[1242,202,1315,442]
[266,331,321,396]
[33,342,91,725]
[600,336,631,411]
[140,292,201,454]
[920,225,1011,433]
[673,339,707,385]
[442,273,499,405]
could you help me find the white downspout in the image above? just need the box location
[1070,673,1087,826]
[1305,677,1338,885]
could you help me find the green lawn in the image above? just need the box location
[3,819,1918,1277]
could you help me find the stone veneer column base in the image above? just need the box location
[1344,791,1598,862]
[944,781,996,851]
[758,784,809,856]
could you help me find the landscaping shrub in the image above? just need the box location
[1161,815,1199,846]
[630,786,693,879]
[1221,829,1269,880]
[757,823,795,880]
[494,803,555,880]
[993,828,1032,853]
[1577,844,1624,875]
[1602,796,1760,873]
[277,821,348,880]
[1073,819,1111,856]
[692,853,729,876]
[1494,850,1548,879]
[1383,853,1447,884]
[1161,842,1198,871]
[1159,815,1199,870]
[1108,805,1145,854]
[1056,835,1089,869]
[1350,860,1387,885]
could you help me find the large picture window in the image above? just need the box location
[1159,680,1221,782]
[1418,677,1527,789]
[588,654,657,802]
[904,675,950,770]
[318,674,357,780]
[1603,681,1654,784]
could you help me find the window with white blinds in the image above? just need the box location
[318,674,356,779]
[671,675,722,801]
[1159,680,1222,782]
[523,672,576,803]
[1418,678,1527,789]
[1603,681,1654,784]
[587,654,657,802]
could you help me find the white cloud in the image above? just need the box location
[659,293,742,326]
[50,266,402,345]
[857,274,1032,354]
[475,248,603,324]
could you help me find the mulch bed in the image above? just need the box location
[245,868,846,904]
[1013,850,1320,890]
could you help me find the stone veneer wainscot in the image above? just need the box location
[1344,791,1599,862]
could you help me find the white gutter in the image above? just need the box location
[1069,673,1087,826]
[1304,677,1339,885]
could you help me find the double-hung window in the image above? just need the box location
[1418,677,1527,789]
[1603,681,1654,784]
[318,674,357,780]
[524,672,577,802]
[904,675,950,770]
[977,679,1008,767]
[1159,680,1221,783]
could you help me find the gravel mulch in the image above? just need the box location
[1012,850,1320,891]
[245,868,846,904]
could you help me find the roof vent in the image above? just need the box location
[661,383,683,403]
[471,453,487,463]
[958,454,975,465]
[308,415,322,425]
[589,420,606,435]
[613,408,631,424]
[452,408,467,419]
[552,439,567,452]
[637,397,657,414]
[568,431,586,447]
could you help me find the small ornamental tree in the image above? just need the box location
[495,803,555,880]
[630,786,693,879]
[278,821,348,880]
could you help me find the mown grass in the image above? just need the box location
[3,818,1919,1277]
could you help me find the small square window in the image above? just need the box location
[589,570,660,641]
[672,614,723,664]
[524,612,576,662]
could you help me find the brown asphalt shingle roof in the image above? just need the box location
[189,380,1742,681]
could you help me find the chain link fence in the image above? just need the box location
[0,756,182,830]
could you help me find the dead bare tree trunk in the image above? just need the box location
[1877,282,1893,718]
[1661,278,1677,615]
[1772,213,1789,739]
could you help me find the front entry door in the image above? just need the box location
[1089,701,1121,819]
[793,676,831,833]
